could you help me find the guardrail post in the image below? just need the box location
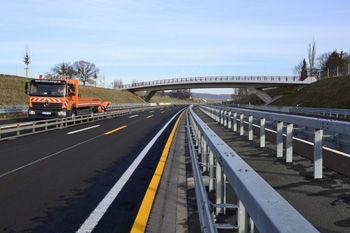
[237,200,249,233]
[248,115,253,140]
[209,150,215,192]
[32,122,36,133]
[233,112,237,132]
[240,113,244,136]
[260,118,265,147]
[314,129,323,179]
[220,110,224,125]
[228,111,232,129]
[224,110,228,127]
[286,123,293,163]
[17,124,20,136]
[202,141,209,173]
[216,161,224,215]
[276,121,283,158]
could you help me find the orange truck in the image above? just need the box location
[25,75,110,119]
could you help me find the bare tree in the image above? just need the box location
[308,38,316,76]
[113,79,123,89]
[23,45,31,78]
[293,59,304,75]
[51,62,76,79]
[73,60,100,85]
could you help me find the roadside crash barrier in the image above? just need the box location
[200,104,350,179]
[186,105,318,233]
[0,105,168,141]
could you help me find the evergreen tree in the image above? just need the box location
[300,59,308,80]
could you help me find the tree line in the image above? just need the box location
[294,39,350,79]
[45,61,100,86]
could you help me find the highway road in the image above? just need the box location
[0,105,185,232]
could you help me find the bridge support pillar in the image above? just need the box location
[144,90,157,102]
[248,88,272,104]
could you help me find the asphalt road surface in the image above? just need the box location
[0,106,185,232]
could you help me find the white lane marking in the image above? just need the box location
[149,111,154,113]
[0,135,103,179]
[77,109,183,233]
[128,115,139,118]
[67,125,100,135]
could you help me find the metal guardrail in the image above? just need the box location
[0,103,177,118]
[0,105,28,118]
[228,103,350,119]
[0,106,166,141]
[201,104,350,179]
[186,105,318,233]
[289,106,350,118]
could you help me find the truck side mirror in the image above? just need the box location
[25,82,28,95]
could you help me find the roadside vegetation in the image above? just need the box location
[0,74,189,105]
[234,74,350,108]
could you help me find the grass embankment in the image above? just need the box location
[0,74,186,105]
[234,75,350,109]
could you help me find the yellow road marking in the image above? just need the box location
[146,115,153,118]
[104,125,127,135]
[131,110,185,233]
[161,111,165,113]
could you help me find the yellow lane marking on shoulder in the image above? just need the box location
[131,110,186,233]
[161,111,165,113]
[104,125,127,135]
[146,115,153,118]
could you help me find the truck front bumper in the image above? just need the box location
[28,108,67,119]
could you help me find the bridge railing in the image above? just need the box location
[200,104,350,179]
[119,76,317,89]
[186,105,318,233]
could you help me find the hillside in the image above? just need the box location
[191,92,232,100]
[234,75,350,109]
[0,74,182,105]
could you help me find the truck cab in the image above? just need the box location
[26,75,103,119]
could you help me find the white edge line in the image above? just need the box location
[67,125,100,134]
[76,109,184,233]
[128,115,139,118]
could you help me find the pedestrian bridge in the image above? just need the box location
[118,76,317,103]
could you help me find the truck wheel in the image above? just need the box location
[71,109,77,119]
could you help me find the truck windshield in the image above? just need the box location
[30,83,67,97]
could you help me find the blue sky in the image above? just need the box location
[1,0,350,94]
